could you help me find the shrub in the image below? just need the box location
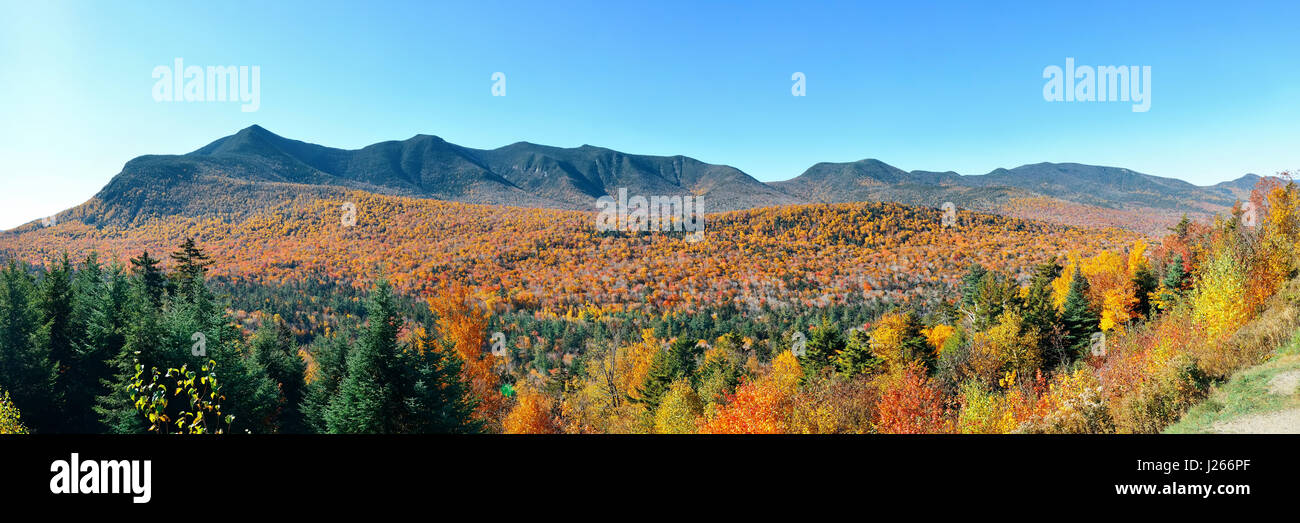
[1114,355,1210,433]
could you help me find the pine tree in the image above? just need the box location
[250,316,307,433]
[1060,267,1099,364]
[325,280,409,434]
[177,295,278,434]
[833,327,881,378]
[634,347,678,413]
[129,251,166,309]
[35,256,75,431]
[802,317,846,376]
[959,264,989,307]
[96,279,165,434]
[1132,265,1159,319]
[169,239,215,311]
[894,311,934,373]
[969,271,1021,331]
[1163,253,1188,291]
[0,262,57,433]
[1171,214,1191,240]
[1023,262,1062,326]
[1022,260,1062,364]
[62,255,119,432]
[401,324,481,433]
[300,329,352,434]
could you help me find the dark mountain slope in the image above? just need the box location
[8,126,1268,234]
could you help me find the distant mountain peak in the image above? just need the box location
[34,126,1262,237]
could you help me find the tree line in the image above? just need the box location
[0,239,480,434]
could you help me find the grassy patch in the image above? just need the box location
[1165,329,1300,433]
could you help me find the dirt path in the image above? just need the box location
[1268,370,1300,396]
[1211,370,1300,433]
[1212,408,1300,434]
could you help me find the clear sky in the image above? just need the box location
[2,0,1298,229]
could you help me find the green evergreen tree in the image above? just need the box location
[634,346,677,413]
[325,280,409,434]
[1022,261,1062,325]
[968,271,1021,331]
[175,295,278,434]
[169,238,215,313]
[0,262,58,433]
[34,256,75,430]
[1132,265,1159,319]
[62,255,121,432]
[894,310,934,373]
[1163,253,1188,291]
[250,316,307,433]
[400,325,481,433]
[1171,214,1191,240]
[959,264,989,307]
[833,327,881,378]
[802,316,846,376]
[129,251,166,309]
[300,329,352,434]
[96,278,166,434]
[1060,267,1099,364]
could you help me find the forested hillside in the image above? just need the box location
[0,173,1292,434]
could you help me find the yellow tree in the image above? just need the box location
[0,391,28,434]
[1251,181,1300,308]
[503,386,559,434]
[922,324,956,356]
[1191,248,1250,339]
[1081,251,1137,332]
[560,329,661,433]
[653,379,703,434]
[967,311,1039,386]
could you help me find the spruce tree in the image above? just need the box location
[894,311,933,373]
[401,325,481,433]
[1022,261,1062,363]
[1060,267,1099,364]
[174,287,278,434]
[1163,254,1188,291]
[250,316,307,433]
[300,330,352,434]
[1132,265,1159,319]
[129,251,166,308]
[833,327,881,378]
[635,347,677,413]
[63,255,118,432]
[803,316,846,376]
[96,278,166,434]
[325,280,409,434]
[169,239,215,314]
[0,262,58,433]
[959,264,988,307]
[35,256,75,430]
[969,271,1020,331]
[1023,263,1061,320]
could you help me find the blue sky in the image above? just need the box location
[2,0,1298,229]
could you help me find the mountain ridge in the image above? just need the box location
[10,125,1276,234]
